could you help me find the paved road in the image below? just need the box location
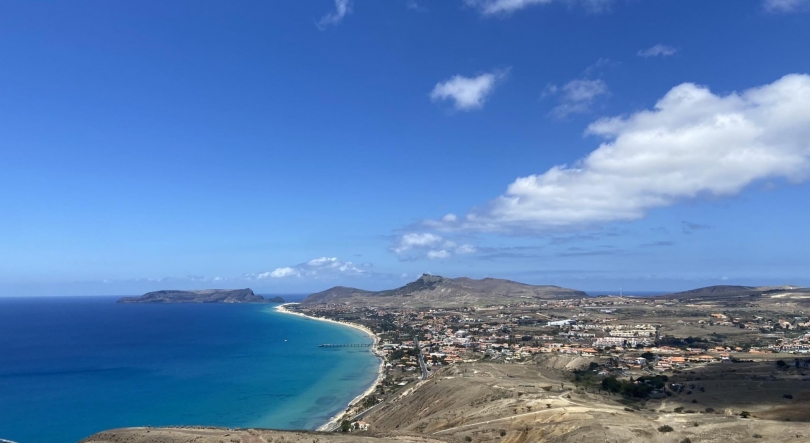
[414,336,429,380]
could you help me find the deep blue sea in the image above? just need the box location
[0,297,379,443]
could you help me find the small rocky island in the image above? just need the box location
[118,288,283,304]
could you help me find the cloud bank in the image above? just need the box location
[428,74,810,232]
[248,257,369,279]
[430,69,509,111]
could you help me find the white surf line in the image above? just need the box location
[273,303,386,432]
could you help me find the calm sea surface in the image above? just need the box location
[0,297,379,443]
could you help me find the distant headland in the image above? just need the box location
[117,288,284,304]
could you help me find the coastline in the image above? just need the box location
[274,303,385,431]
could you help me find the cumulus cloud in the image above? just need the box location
[258,267,299,279]
[427,74,810,233]
[764,0,810,12]
[317,0,353,29]
[392,233,444,254]
[637,44,678,58]
[426,250,451,259]
[545,79,609,118]
[248,257,369,279]
[430,69,509,111]
[391,233,477,260]
[464,0,615,15]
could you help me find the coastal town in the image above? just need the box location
[285,291,810,433]
[81,278,810,443]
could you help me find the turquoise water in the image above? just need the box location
[0,297,379,443]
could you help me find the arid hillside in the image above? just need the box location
[81,428,448,443]
[301,274,587,308]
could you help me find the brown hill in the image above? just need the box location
[655,285,810,301]
[301,274,587,308]
[118,288,268,304]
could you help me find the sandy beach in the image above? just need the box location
[274,303,385,431]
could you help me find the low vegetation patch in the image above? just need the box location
[600,375,668,398]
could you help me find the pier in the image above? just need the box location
[319,343,371,347]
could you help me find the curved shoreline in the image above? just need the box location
[274,303,385,431]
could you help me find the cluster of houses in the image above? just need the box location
[295,300,810,382]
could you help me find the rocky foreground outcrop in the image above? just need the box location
[81,428,448,443]
[118,288,276,304]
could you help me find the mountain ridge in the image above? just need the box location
[300,274,587,307]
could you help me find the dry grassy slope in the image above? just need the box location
[363,361,810,443]
[83,359,810,443]
[81,428,448,443]
[302,275,587,308]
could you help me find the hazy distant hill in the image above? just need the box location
[301,274,587,307]
[118,288,274,304]
[656,285,810,301]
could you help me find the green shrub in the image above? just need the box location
[658,425,674,432]
[740,411,751,418]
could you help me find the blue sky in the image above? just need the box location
[2,0,810,296]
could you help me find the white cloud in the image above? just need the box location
[317,0,353,29]
[392,233,444,254]
[637,44,678,58]
[258,267,299,279]
[391,233,478,259]
[764,0,809,12]
[428,74,810,232]
[465,0,615,15]
[546,78,609,118]
[427,250,451,259]
[455,244,478,254]
[251,257,368,279]
[430,69,509,111]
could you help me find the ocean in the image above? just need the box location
[0,297,380,443]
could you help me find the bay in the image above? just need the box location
[0,296,378,443]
